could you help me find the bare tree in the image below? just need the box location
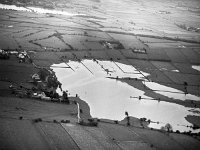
[165,123,173,132]
[161,123,173,132]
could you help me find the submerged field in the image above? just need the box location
[0,0,200,149]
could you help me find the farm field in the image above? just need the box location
[0,0,200,149]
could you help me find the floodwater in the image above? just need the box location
[159,68,180,73]
[0,3,29,12]
[145,82,200,101]
[192,65,200,72]
[0,3,81,16]
[52,59,200,132]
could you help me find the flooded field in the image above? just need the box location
[52,59,200,132]
[192,65,200,72]
[0,3,80,16]
[1,0,200,134]
[1,0,200,149]
[145,82,200,101]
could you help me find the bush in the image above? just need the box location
[140,118,147,122]
[53,120,58,123]
[88,118,94,122]
[79,120,98,127]
[88,122,98,127]
[65,120,70,123]
[60,120,70,123]
[192,125,200,130]
[33,118,42,123]
[114,120,118,124]
[176,130,180,134]
[61,120,65,123]
[34,119,38,123]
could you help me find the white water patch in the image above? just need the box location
[147,101,200,132]
[115,62,137,73]
[0,3,82,16]
[160,68,180,73]
[7,25,13,28]
[0,3,31,12]
[52,59,200,132]
[145,82,200,101]
[95,60,149,79]
[171,70,179,72]
[26,6,79,16]
[192,65,200,72]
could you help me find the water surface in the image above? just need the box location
[52,59,200,132]
[192,65,200,72]
[145,82,200,101]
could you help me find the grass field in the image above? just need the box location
[0,0,200,149]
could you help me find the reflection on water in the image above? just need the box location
[51,59,200,132]
[0,3,80,16]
